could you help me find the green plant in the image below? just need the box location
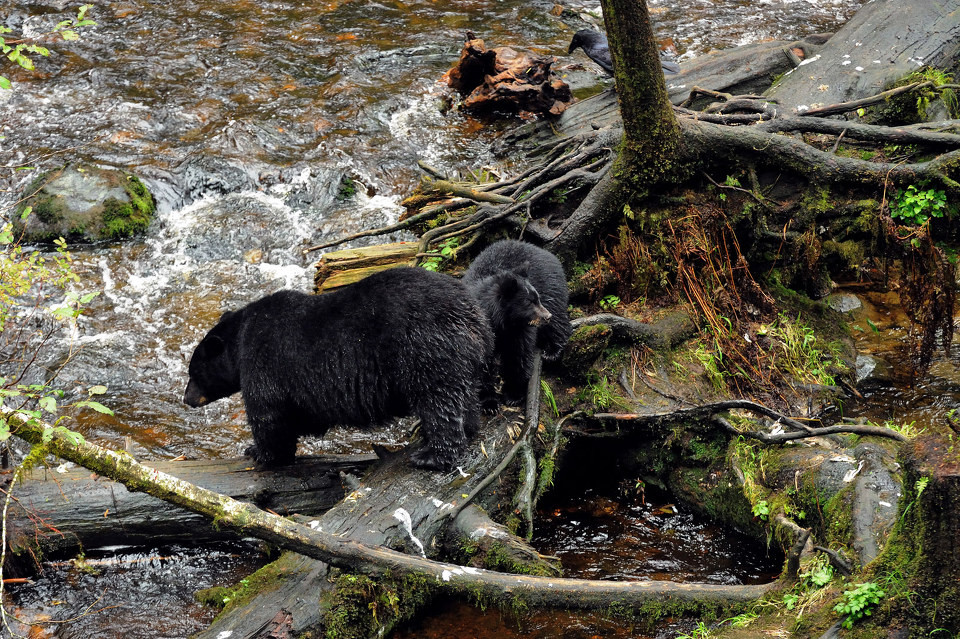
[599,294,621,311]
[694,341,726,391]
[1,5,95,90]
[419,237,460,271]
[577,374,625,411]
[892,183,948,226]
[833,581,885,629]
[764,313,842,386]
[751,499,770,521]
[675,621,712,639]
[540,379,559,417]
[873,419,924,439]
[800,557,834,589]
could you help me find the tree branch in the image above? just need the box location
[4,408,776,610]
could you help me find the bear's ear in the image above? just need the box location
[202,334,226,357]
[498,273,521,296]
[514,261,531,277]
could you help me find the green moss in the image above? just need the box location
[321,572,436,639]
[336,176,357,201]
[32,196,65,224]
[195,553,293,618]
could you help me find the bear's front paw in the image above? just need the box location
[245,445,294,469]
[408,446,456,472]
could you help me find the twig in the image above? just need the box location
[802,81,931,118]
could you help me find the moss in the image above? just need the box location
[336,176,357,201]
[31,196,66,224]
[822,239,865,274]
[195,553,293,618]
[321,572,436,639]
[101,176,155,239]
[561,324,612,375]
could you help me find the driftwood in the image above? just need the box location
[443,36,573,116]
[5,454,375,566]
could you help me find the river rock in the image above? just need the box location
[14,164,156,243]
[855,353,895,385]
[825,293,862,314]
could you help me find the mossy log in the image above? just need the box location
[5,454,375,570]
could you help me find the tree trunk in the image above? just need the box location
[600,0,682,189]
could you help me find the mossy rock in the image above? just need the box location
[13,163,156,243]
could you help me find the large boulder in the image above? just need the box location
[14,164,156,243]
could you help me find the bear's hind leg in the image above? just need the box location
[409,399,470,471]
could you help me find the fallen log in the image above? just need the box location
[5,454,376,567]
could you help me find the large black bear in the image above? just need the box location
[463,239,572,406]
[183,267,492,471]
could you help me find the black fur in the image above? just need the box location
[184,267,493,471]
[463,240,572,405]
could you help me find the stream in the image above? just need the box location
[0,0,893,637]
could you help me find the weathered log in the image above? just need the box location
[767,0,960,112]
[570,311,696,350]
[313,242,418,292]
[6,454,376,565]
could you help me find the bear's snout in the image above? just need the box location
[183,379,210,407]
[530,305,552,326]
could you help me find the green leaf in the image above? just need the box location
[76,400,113,415]
[39,395,58,414]
[0,75,10,90]
[88,385,108,396]
[25,45,50,57]
[60,30,79,41]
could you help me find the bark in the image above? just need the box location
[600,0,681,187]
[5,454,375,566]
[766,0,960,112]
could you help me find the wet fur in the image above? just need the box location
[184,267,493,471]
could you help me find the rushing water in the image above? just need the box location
[2,0,869,636]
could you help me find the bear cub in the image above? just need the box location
[184,267,492,471]
[463,239,572,406]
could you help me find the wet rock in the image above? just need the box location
[180,156,255,204]
[825,292,862,313]
[14,163,156,243]
[855,353,895,385]
[848,441,901,566]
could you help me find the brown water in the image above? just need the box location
[1,0,868,636]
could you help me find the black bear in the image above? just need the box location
[463,239,571,406]
[183,267,492,471]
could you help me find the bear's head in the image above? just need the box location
[493,271,552,328]
[183,312,241,407]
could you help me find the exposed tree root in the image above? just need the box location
[578,399,906,442]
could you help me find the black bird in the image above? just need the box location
[568,29,680,76]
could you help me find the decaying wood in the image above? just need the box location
[4,385,778,638]
[5,454,375,565]
[570,398,905,442]
[313,242,418,292]
[443,37,573,117]
[570,312,696,350]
